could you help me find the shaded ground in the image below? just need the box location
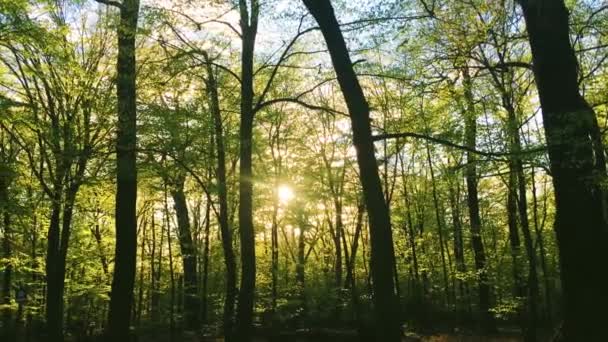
[137,329,527,342]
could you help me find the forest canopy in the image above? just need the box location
[1,0,608,341]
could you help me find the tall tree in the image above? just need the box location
[302,1,401,340]
[95,0,141,340]
[461,66,495,332]
[170,177,199,330]
[203,52,237,336]
[234,1,259,340]
[517,0,608,339]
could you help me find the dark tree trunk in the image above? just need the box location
[425,144,450,305]
[462,67,495,332]
[1,173,11,333]
[448,168,467,308]
[106,0,140,340]
[235,1,258,340]
[531,167,553,322]
[91,222,109,275]
[201,200,211,324]
[333,200,343,290]
[400,155,421,290]
[271,201,279,313]
[45,192,63,341]
[344,202,364,289]
[46,187,78,342]
[171,180,200,330]
[203,53,237,334]
[517,1,608,339]
[150,214,162,323]
[136,217,146,326]
[506,102,539,342]
[506,165,524,298]
[164,187,176,335]
[302,1,400,340]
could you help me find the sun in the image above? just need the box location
[277,185,295,204]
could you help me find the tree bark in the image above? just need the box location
[106,0,140,340]
[425,144,450,305]
[234,1,259,340]
[171,180,200,330]
[302,1,400,340]
[506,165,524,298]
[462,67,495,332]
[1,172,11,334]
[46,186,79,342]
[517,1,608,339]
[447,167,467,309]
[201,200,211,324]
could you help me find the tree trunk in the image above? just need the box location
[518,1,608,339]
[462,67,495,332]
[203,56,237,334]
[150,214,161,323]
[400,155,421,291]
[302,1,400,340]
[1,173,11,334]
[137,217,146,326]
[333,199,343,290]
[425,144,450,305]
[531,167,552,322]
[46,187,78,342]
[506,164,524,298]
[505,101,539,341]
[448,167,467,309]
[271,200,279,313]
[234,2,259,340]
[344,201,364,289]
[201,200,211,324]
[165,187,176,336]
[171,180,200,330]
[106,0,140,340]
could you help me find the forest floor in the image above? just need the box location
[173,329,526,342]
[195,334,523,342]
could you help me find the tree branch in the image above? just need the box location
[373,132,545,158]
[94,0,124,10]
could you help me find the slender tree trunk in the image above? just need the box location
[150,214,161,323]
[45,192,63,341]
[448,168,467,309]
[106,0,140,340]
[518,1,608,339]
[462,67,495,332]
[506,164,524,297]
[1,174,11,334]
[170,180,199,330]
[203,55,237,335]
[531,167,552,322]
[91,222,109,275]
[137,217,146,326]
[201,200,211,324]
[46,187,78,342]
[344,202,364,289]
[270,195,279,313]
[235,1,259,340]
[165,187,176,336]
[296,209,306,297]
[505,103,539,341]
[425,144,450,305]
[303,1,400,340]
[333,199,343,290]
[400,154,421,291]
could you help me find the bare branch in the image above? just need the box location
[94,0,124,10]
[373,132,545,159]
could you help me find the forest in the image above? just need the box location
[1,0,607,341]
